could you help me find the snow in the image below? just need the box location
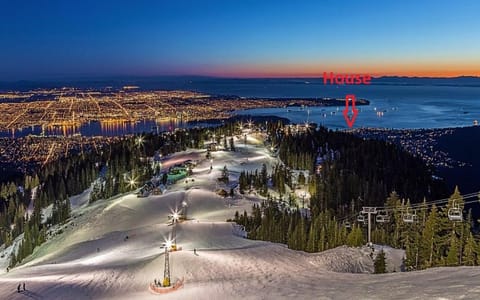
[313,245,405,274]
[1,130,480,299]
[69,187,92,210]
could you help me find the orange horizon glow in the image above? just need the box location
[189,61,480,78]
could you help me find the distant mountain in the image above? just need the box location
[372,76,480,87]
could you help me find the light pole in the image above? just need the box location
[182,201,188,220]
[163,239,172,287]
[172,211,179,239]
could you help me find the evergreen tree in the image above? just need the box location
[347,224,364,247]
[260,164,268,196]
[445,230,460,266]
[306,218,317,252]
[374,249,387,274]
[438,186,464,262]
[420,204,440,269]
[462,232,477,266]
[220,165,229,184]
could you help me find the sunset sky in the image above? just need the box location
[1,0,479,80]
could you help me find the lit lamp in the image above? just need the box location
[126,175,137,189]
[135,135,144,147]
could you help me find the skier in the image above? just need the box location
[193,248,197,255]
[23,282,25,291]
[17,283,21,293]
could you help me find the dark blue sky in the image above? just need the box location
[1,0,479,80]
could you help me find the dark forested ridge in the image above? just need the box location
[268,125,448,214]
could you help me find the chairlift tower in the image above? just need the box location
[361,207,377,246]
[163,243,171,287]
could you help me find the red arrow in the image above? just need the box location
[343,94,358,128]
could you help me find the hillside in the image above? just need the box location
[1,132,480,299]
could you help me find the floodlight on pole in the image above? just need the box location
[172,212,179,221]
[135,135,145,147]
[182,201,188,220]
[126,175,138,189]
[165,239,173,250]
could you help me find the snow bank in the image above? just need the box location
[310,245,405,274]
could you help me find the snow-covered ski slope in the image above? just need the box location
[1,133,480,300]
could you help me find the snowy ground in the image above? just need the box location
[1,131,480,299]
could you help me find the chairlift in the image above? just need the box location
[357,214,365,223]
[448,200,463,222]
[376,210,390,223]
[403,209,417,223]
[381,212,391,223]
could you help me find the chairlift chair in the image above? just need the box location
[357,215,365,223]
[403,211,417,223]
[383,215,391,222]
[448,201,463,222]
[344,221,351,229]
[375,210,390,223]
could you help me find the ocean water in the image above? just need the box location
[222,82,480,129]
[133,77,479,129]
[1,78,479,136]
